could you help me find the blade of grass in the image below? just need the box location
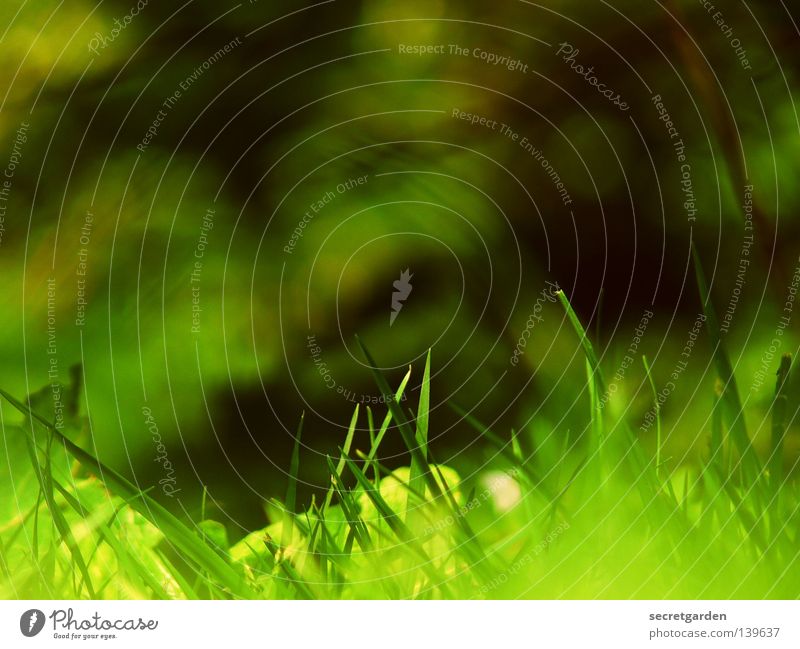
[586,357,603,481]
[322,406,359,512]
[0,387,254,598]
[263,535,316,600]
[325,455,372,553]
[355,337,445,504]
[642,355,662,480]
[691,245,761,490]
[311,507,329,588]
[510,428,523,464]
[770,354,791,493]
[556,291,661,498]
[23,431,96,598]
[156,550,200,599]
[339,453,452,598]
[710,379,725,471]
[351,452,493,583]
[427,458,496,578]
[310,505,346,596]
[311,503,348,572]
[448,402,554,500]
[366,407,377,482]
[365,368,412,483]
[557,291,606,393]
[353,450,433,513]
[713,464,768,553]
[55,484,178,599]
[282,413,304,552]
[770,355,792,541]
[409,350,432,507]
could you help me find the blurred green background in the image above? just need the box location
[1,0,798,533]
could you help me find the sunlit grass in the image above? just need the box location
[1,286,799,600]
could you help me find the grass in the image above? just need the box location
[0,291,799,599]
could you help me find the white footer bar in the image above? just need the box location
[1,600,797,647]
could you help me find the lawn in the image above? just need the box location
[2,279,797,600]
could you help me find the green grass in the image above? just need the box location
[0,292,799,599]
